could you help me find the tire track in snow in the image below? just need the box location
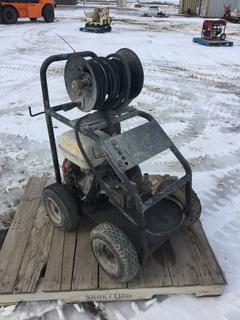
[137,61,240,175]
[201,167,240,214]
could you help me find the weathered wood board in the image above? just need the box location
[0,177,226,306]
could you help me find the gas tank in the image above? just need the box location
[59,130,109,170]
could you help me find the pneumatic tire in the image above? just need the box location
[158,175,202,226]
[42,5,54,23]
[2,6,18,24]
[42,183,80,231]
[90,223,140,282]
[220,33,226,41]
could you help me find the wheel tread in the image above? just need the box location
[90,223,139,282]
[42,183,80,231]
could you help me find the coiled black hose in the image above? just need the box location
[64,48,144,112]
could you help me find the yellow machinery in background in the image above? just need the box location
[80,7,112,33]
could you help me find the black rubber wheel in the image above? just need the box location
[158,175,201,226]
[30,18,37,22]
[42,183,80,231]
[90,223,140,282]
[220,33,226,41]
[42,5,54,23]
[2,6,18,24]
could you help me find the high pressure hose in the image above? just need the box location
[64,48,144,112]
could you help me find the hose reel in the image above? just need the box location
[64,48,144,112]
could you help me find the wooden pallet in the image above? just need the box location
[80,26,111,33]
[193,37,234,47]
[0,177,226,306]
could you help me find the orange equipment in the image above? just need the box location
[0,0,55,24]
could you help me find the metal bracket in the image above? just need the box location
[28,107,45,117]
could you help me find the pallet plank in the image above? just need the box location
[166,229,199,286]
[191,222,226,285]
[43,228,64,292]
[186,224,215,286]
[72,221,98,290]
[0,283,225,306]
[99,267,127,290]
[143,244,172,288]
[128,266,145,289]
[61,231,77,291]
[0,177,47,294]
[13,204,54,293]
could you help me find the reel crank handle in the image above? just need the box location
[28,107,45,117]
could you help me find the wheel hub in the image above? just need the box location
[46,197,62,225]
[93,239,119,276]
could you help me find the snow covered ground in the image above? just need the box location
[0,4,240,320]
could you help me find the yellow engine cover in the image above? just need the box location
[59,130,109,170]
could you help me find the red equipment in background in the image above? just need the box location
[193,18,233,46]
[224,5,232,18]
[224,5,240,23]
[201,20,227,41]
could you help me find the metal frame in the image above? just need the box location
[30,52,193,254]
